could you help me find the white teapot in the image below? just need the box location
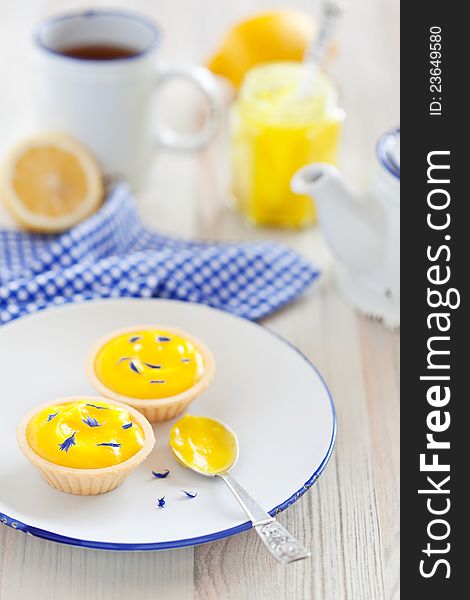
[291,128,400,327]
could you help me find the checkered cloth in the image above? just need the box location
[0,184,319,325]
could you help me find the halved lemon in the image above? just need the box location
[0,133,103,233]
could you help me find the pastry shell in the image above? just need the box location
[86,326,215,423]
[17,396,156,496]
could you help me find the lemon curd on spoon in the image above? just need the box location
[87,326,215,422]
[170,415,238,475]
[168,413,311,563]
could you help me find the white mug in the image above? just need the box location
[31,9,221,185]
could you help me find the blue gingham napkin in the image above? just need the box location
[0,184,318,325]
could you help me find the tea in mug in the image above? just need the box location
[58,43,138,60]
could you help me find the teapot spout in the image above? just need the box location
[291,164,385,271]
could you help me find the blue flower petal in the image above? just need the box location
[59,432,76,452]
[82,417,101,427]
[152,469,170,479]
[96,442,121,448]
[181,490,197,498]
[157,496,166,509]
[122,423,133,429]
[129,361,141,374]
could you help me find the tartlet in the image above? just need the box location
[86,326,215,422]
[17,396,155,495]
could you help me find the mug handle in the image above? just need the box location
[154,64,222,151]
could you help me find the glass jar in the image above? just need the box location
[230,62,343,228]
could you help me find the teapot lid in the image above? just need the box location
[377,127,400,180]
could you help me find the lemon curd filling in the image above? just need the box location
[170,415,238,475]
[230,62,343,228]
[26,401,145,469]
[93,329,205,400]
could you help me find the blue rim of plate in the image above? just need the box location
[0,299,337,551]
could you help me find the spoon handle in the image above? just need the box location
[219,472,310,564]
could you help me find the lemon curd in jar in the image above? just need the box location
[230,62,343,228]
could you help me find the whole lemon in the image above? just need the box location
[208,10,336,89]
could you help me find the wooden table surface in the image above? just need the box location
[0,1,400,599]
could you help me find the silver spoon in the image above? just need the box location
[298,0,344,97]
[170,415,310,564]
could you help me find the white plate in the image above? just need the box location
[0,299,336,550]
